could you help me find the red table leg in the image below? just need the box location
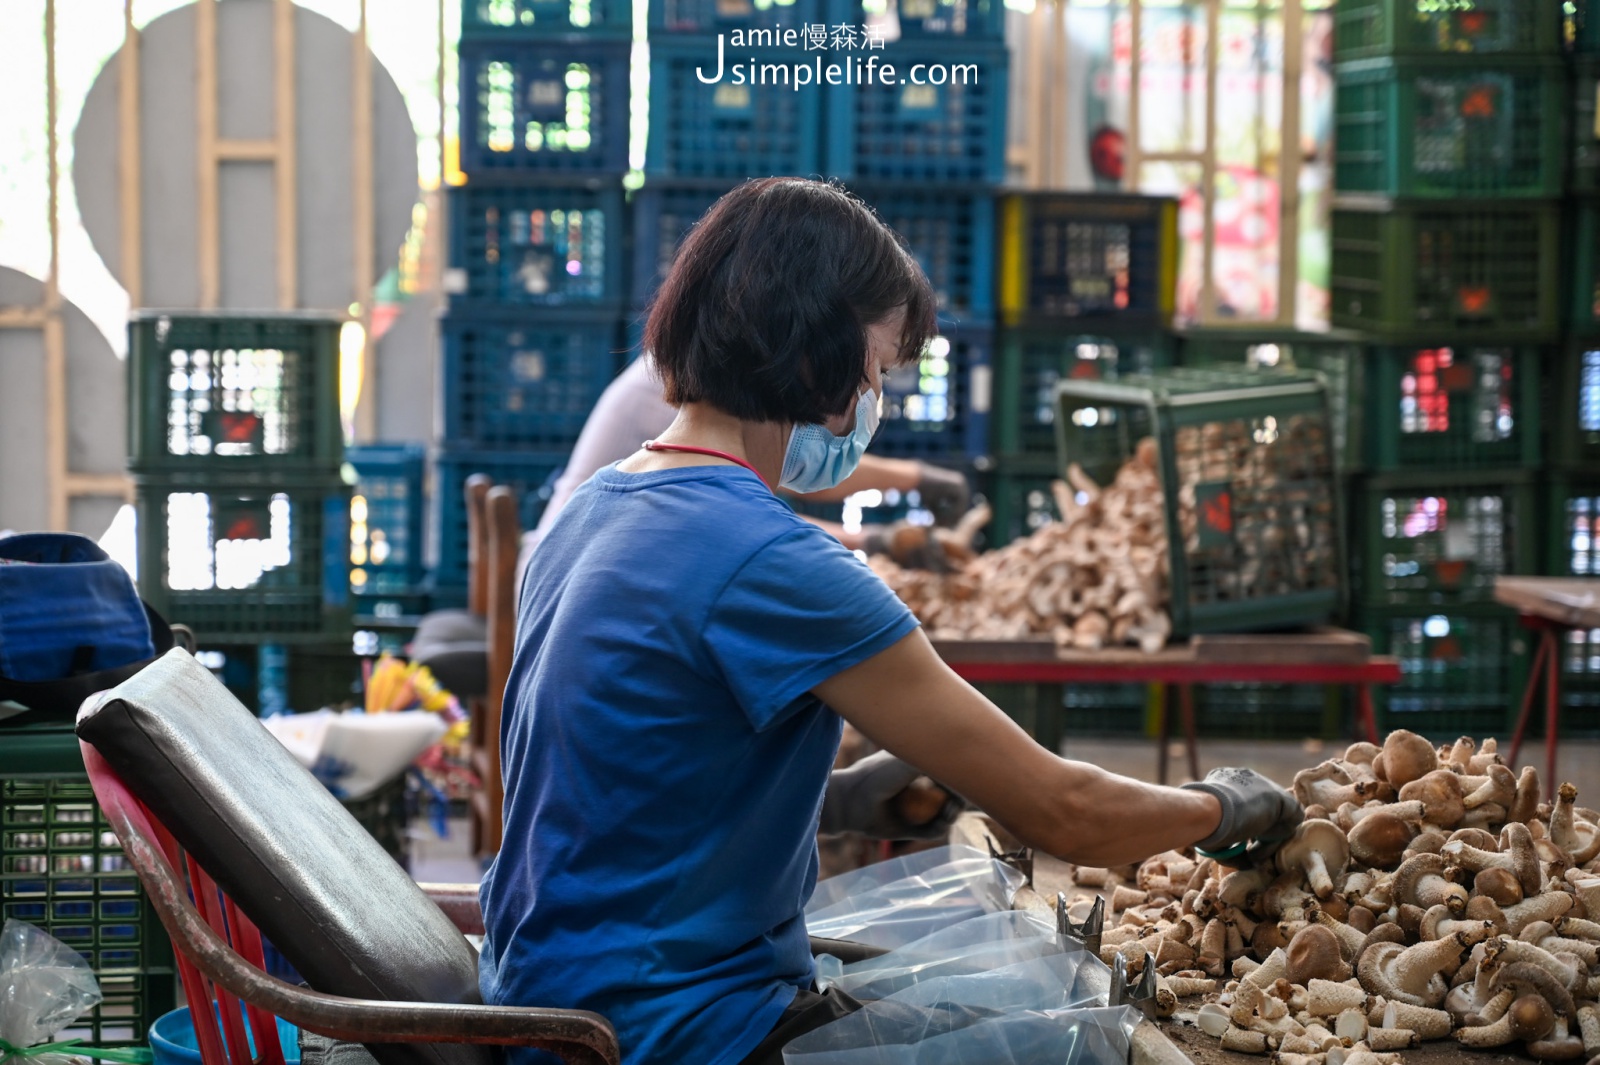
[1353,685,1379,745]
[1508,631,1553,772]
[1178,684,1200,783]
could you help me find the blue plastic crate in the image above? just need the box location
[433,450,571,588]
[462,0,634,38]
[874,324,990,461]
[448,183,627,308]
[825,41,1008,183]
[442,311,622,448]
[347,445,426,595]
[830,0,1004,39]
[459,39,630,178]
[630,185,730,308]
[857,185,994,321]
[649,0,820,34]
[645,41,828,179]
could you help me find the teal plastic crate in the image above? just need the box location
[462,0,634,38]
[1053,369,1344,637]
[1194,684,1345,740]
[1354,470,1539,607]
[1565,202,1600,333]
[1333,0,1559,58]
[433,449,569,589]
[830,0,1005,39]
[1365,343,1542,470]
[993,327,1177,458]
[1333,58,1564,199]
[447,183,626,309]
[1178,328,1367,472]
[1553,625,1600,738]
[1,724,177,1047]
[649,0,820,33]
[128,313,343,476]
[1360,602,1527,740]
[133,473,353,643]
[347,445,426,596]
[1330,200,1560,339]
[1570,63,1600,193]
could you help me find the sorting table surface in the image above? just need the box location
[1493,576,1600,630]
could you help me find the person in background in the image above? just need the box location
[516,351,974,583]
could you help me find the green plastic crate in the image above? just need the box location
[993,327,1177,458]
[1566,204,1600,333]
[1330,200,1560,339]
[1178,328,1367,472]
[1571,64,1600,194]
[1194,684,1345,740]
[1360,602,1528,740]
[1053,368,1344,637]
[1546,472,1600,578]
[129,313,344,476]
[982,457,1060,549]
[1334,58,1564,198]
[1552,625,1600,738]
[194,641,364,716]
[134,473,353,643]
[1353,470,1539,607]
[1366,343,1543,471]
[1334,0,1558,58]
[1,724,176,1047]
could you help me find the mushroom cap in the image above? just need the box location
[1473,867,1523,908]
[1277,818,1351,877]
[1286,924,1349,986]
[1399,769,1466,828]
[1448,827,1499,851]
[1391,852,1451,907]
[1294,761,1353,808]
[1489,961,1576,1019]
[1382,729,1439,788]
[1349,811,1416,869]
[1505,994,1556,1041]
[1344,741,1380,766]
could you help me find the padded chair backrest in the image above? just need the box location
[76,648,489,1065]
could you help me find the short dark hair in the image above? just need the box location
[645,178,939,425]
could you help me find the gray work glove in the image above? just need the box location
[915,464,971,528]
[820,751,963,840]
[861,522,977,572]
[1182,767,1303,862]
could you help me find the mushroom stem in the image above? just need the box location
[1307,978,1368,1018]
[1578,1004,1600,1057]
[1220,1026,1270,1053]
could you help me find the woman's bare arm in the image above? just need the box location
[811,628,1222,867]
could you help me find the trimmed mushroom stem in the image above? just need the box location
[1307,978,1369,1018]
[1220,1026,1270,1053]
[1381,1001,1452,1040]
[1364,1027,1417,1051]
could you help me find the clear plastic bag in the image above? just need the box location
[815,911,1082,1000]
[783,953,1142,1065]
[805,846,1024,950]
[0,919,103,1059]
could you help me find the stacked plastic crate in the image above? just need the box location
[635,0,1007,528]
[1329,0,1561,738]
[1547,5,1600,737]
[437,0,635,596]
[981,193,1179,737]
[1175,329,1368,739]
[127,312,358,714]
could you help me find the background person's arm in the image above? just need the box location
[812,628,1227,867]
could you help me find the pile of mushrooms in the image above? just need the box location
[870,439,1175,652]
[1075,730,1600,1063]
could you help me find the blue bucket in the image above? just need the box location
[150,1004,301,1065]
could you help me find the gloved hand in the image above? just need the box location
[861,522,975,572]
[1182,767,1303,862]
[820,750,964,840]
[914,464,971,528]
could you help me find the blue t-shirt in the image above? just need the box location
[479,463,920,1065]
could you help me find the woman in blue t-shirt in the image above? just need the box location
[478,178,1301,1065]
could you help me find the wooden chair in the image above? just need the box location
[471,486,521,858]
[76,649,619,1065]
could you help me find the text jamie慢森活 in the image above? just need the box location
[693,31,981,88]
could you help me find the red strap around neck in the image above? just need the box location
[643,440,764,480]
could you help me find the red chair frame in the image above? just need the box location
[79,740,620,1065]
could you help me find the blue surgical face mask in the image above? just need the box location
[778,387,881,494]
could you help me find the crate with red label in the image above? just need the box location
[129,313,345,476]
[1365,343,1543,471]
[1051,368,1344,637]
